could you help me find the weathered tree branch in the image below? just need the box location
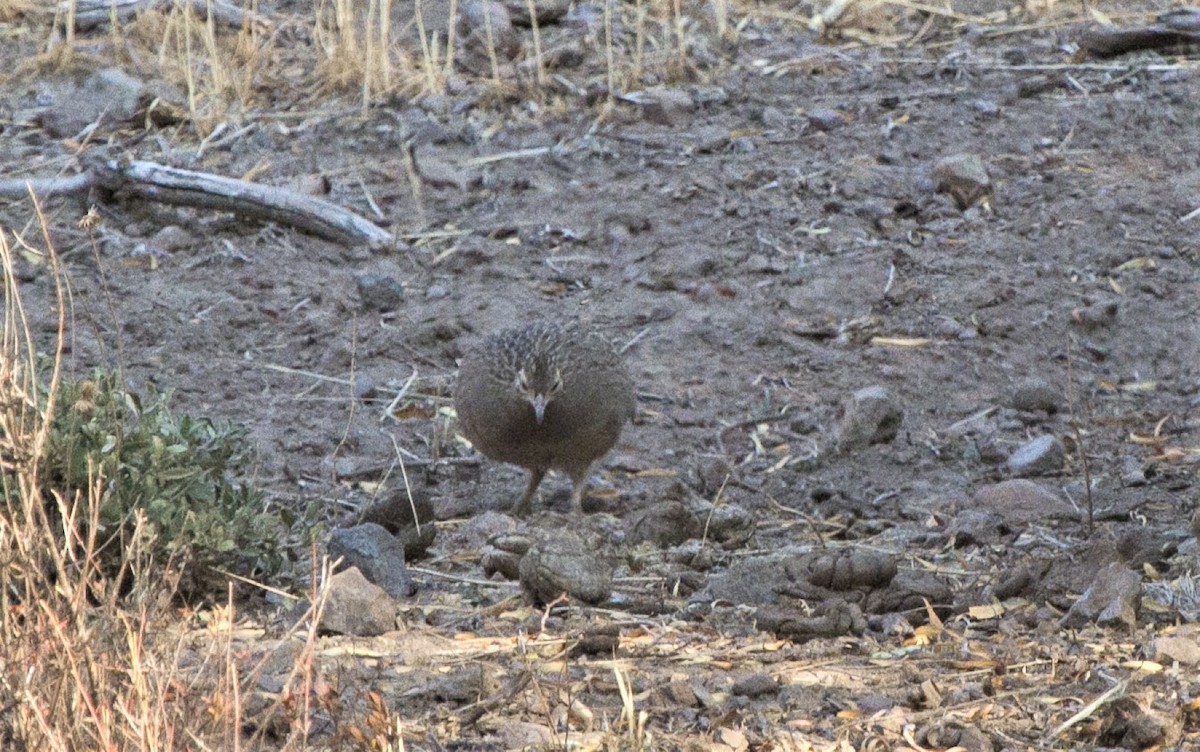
[0,159,395,247]
[53,0,263,31]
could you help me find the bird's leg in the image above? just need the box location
[513,468,546,516]
[567,466,592,514]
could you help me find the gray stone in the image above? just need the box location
[1005,434,1064,477]
[360,489,437,560]
[1011,377,1063,413]
[837,385,903,451]
[328,523,414,597]
[39,67,148,137]
[1071,299,1119,329]
[932,153,991,209]
[1061,562,1141,629]
[356,271,404,311]
[319,567,395,636]
[972,479,1073,525]
[633,87,695,127]
[807,108,846,131]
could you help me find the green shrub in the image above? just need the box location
[37,368,289,594]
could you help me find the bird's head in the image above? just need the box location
[513,360,564,425]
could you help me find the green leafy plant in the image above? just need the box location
[40,368,287,593]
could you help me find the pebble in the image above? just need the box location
[972,479,1071,525]
[328,523,415,598]
[318,567,395,636]
[1005,434,1064,477]
[837,385,903,451]
[1010,378,1062,413]
[1060,562,1140,629]
[931,153,991,209]
[356,271,404,311]
[807,108,846,131]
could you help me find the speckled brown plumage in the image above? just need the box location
[454,321,635,515]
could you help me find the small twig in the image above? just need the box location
[619,326,649,355]
[1047,678,1129,740]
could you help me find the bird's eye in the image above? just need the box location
[552,368,564,393]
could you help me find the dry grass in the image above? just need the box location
[0,208,371,750]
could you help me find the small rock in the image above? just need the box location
[458,0,520,60]
[413,144,479,190]
[931,153,991,209]
[319,567,395,636]
[972,479,1072,525]
[971,99,1000,117]
[500,0,570,25]
[145,225,192,255]
[729,136,755,153]
[837,385,903,451]
[760,106,788,129]
[328,523,415,597]
[352,374,377,400]
[1061,562,1141,629]
[946,509,1010,547]
[626,501,701,547]
[518,532,613,604]
[1005,434,1064,477]
[631,87,694,127]
[425,284,449,299]
[704,503,756,548]
[39,67,148,137]
[1154,630,1200,665]
[731,672,778,698]
[356,271,404,311]
[807,108,846,131]
[1011,378,1062,413]
[1071,299,1119,329]
[360,489,437,560]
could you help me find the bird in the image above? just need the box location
[454,320,635,515]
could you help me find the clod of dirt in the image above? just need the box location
[1096,696,1170,749]
[1004,434,1064,477]
[518,532,613,605]
[931,153,991,210]
[1010,377,1063,414]
[570,623,620,657]
[754,600,868,641]
[972,479,1073,525]
[1061,561,1141,629]
[318,567,395,636]
[837,385,903,451]
[360,488,437,560]
[328,523,415,597]
[481,531,533,579]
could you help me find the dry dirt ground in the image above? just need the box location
[2,1,1200,749]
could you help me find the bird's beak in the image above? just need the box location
[531,394,547,424]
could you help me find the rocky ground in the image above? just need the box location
[1,0,1199,749]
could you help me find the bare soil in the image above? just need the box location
[2,1,1199,749]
